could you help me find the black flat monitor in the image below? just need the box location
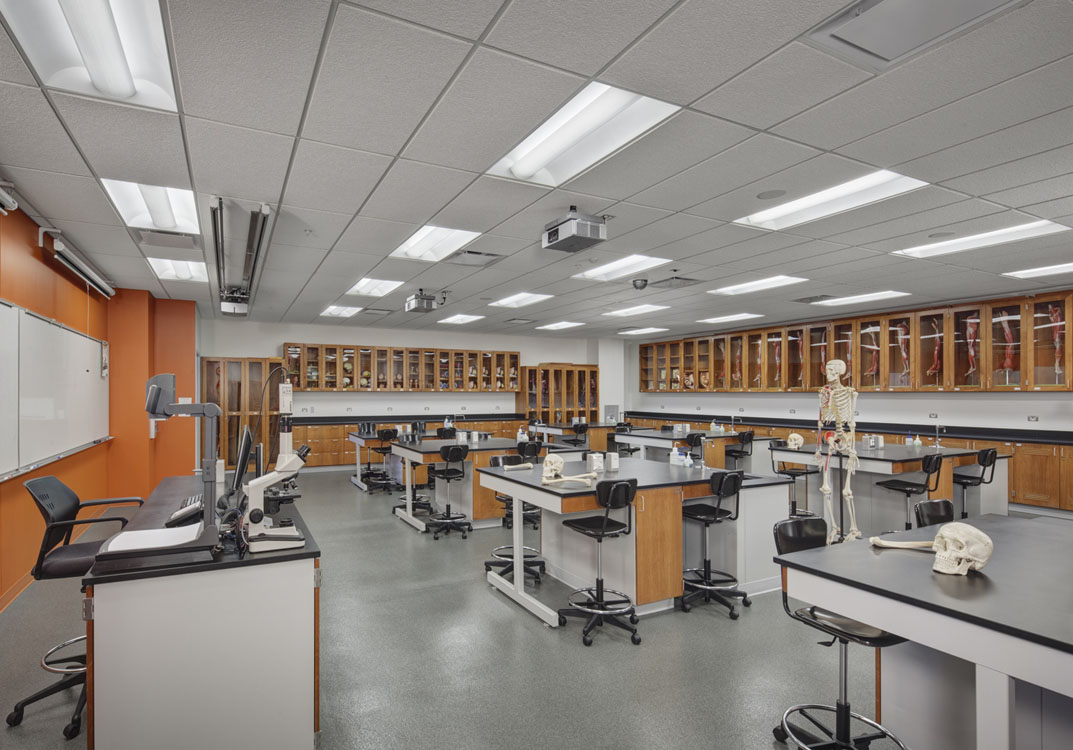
[232,425,253,493]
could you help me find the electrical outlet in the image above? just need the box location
[386,407,392,412]
[696,406,701,410]
[300,407,308,413]
[929,412,938,419]
[661,405,665,409]
[424,406,429,411]
[789,409,796,414]
[460,406,466,410]
[1027,415,1039,422]
[495,405,501,410]
[345,407,352,413]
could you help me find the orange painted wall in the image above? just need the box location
[106,289,154,499]
[151,299,198,487]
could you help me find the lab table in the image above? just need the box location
[477,459,791,626]
[533,422,618,451]
[348,430,489,489]
[769,442,1009,536]
[614,429,742,468]
[390,437,539,531]
[775,515,1073,750]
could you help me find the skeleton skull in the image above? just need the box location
[825,358,847,383]
[542,454,564,480]
[932,522,993,575]
[787,432,804,450]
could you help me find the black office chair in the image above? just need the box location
[7,477,142,740]
[485,455,545,583]
[914,498,954,527]
[562,423,588,447]
[771,517,909,749]
[877,453,944,529]
[556,479,641,646]
[683,431,706,463]
[367,428,399,493]
[770,438,819,517]
[952,448,998,519]
[436,427,456,439]
[425,445,472,539]
[516,440,543,461]
[659,424,674,432]
[724,430,754,469]
[678,471,751,619]
[614,423,640,457]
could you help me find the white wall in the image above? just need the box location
[624,342,1073,433]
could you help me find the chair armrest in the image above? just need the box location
[79,496,144,510]
[50,516,130,534]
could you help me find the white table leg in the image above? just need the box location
[393,456,426,531]
[486,494,559,626]
[639,443,647,460]
[976,664,1014,750]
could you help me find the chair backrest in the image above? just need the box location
[436,427,456,439]
[616,422,633,433]
[737,431,755,453]
[377,428,398,442]
[977,448,998,484]
[921,453,943,491]
[773,516,828,555]
[711,469,743,498]
[596,479,637,510]
[914,499,954,527]
[684,431,705,449]
[25,477,81,556]
[517,440,543,459]
[489,454,523,468]
[769,438,787,471]
[439,444,469,463]
[573,423,588,436]
[659,424,674,432]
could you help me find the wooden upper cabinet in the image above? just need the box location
[304,344,321,390]
[885,314,914,391]
[746,332,764,391]
[340,347,356,391]
[681,339,696,391]
[692,338,709,392]
[785,327,806,391]
[283,343,302,388]
[831,321,855,389]
[406,349,422,391]
[667,340,682,391]
[763,329,784,391]
[950,305,984,391]
[1026,293,1070,391]
[390,348,406,390]
[986,301,1025,390]
[639,344,655,392]
[914,309,949,390]
[727,334,746,391]
[357,348,373,391]
[857,318,885,392]
[806,324,829,391]
[322,345,339,391]
[711,336,728,391]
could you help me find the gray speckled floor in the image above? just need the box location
[1,470,880,749]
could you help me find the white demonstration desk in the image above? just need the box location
[478,459,791,626]
[777,516,1073,750]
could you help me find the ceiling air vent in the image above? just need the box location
[444,250,503,267]
[807,0,1028,72]
[794,294,836,304]
[138,229,199,249]
[506,318,534,324]
[650,275,700,289]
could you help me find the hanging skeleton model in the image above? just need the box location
[816,359,861,544]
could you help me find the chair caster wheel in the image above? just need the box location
[63,719,81,739]
[433,535,440,540]
[742,595,752,607]
[629,614,639,624]
[773,725,788,742]
[631,633,642,645]
[7,709,24,727]
[729,608,739,620]
[582,635,593,647]
[534,576,541,584]
[680,602,691,612]
[558,615,567,626]
[461,534,467,539]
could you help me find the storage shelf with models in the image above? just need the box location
[201,357,285,470]
[638,290,1071,393]
[516,363,599,424]
[284,343,520,393]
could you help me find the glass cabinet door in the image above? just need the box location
[323,346,338,391]
[358,348,372,390]
[711,336,727,391]
[858,319,883,391]
[832,323,854,388]
[745,333,762,390]
[267,362,282,412]
[452,351,465,390]
[729,335,745,390]
[786,328,805,391]
[1029,296,1069,389]
[466,351,480,391]
[341,347,356,390]
[695,338,710,391]
[588,368,598,419]
[886,316,913,390]
[640,345,655,391]
[480,352,493,391]
[437,350,451,391]
[407,349,421,390]
[551,367,563,423]
[304,346,320,390]
[247,360,265,411]
[203,358,224,409]
[668,341,681,390]
[493,352,506,391]
[917,311,947,389]
[764,330,783,391]
[951,307,983,390]
[283,344,302,388]
[988,303,1023,389]
[808,325,829,389]
[423,350,436,391]
[682,340,695,391]
[656,344,669,391]
[391,348,405,390]
[374,348,389,390]
[507,353,519,391]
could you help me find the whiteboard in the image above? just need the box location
[0,303,17,474]
[18,310,109,468]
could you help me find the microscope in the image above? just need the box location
[244,383,312,553]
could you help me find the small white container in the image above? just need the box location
[877,435,885,448]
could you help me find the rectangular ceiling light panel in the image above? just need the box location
[488,82,680,186]
[147,258,208,282]
[102,179,199,234]
[0,0,177,109]
[489,292,554,308]
[813,290,910,306]
[321,305,361,318]
[697,313,764,324]
[603,304,669,317]
[390,226,481,262]
[348,278,404,296]
[1003,262,1073,279]
[573,254,671,282]
[439,314,484,325]
[733,170,927,231]
[536,321,584,330]
[619,327,669,336]
[892,221,1071,259]
[710,275,808,295]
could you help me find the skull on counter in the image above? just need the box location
[787,432,805,450]
[932,522,994,575]
[542,453,564,480]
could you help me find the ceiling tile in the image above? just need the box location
[185,117,293,203]
[262,242,328,273]
[825,199,1009,249]
[302,6,471,155]
[52,94,189,187]
[359,159,476,224]
[564,111,751,201]
[694,42,871,129]
[630,134,819,211]
[90,254,151,278]
[941,144,1073,197]
[0,83,89,176]
[789,186,965,239]
[168,0,330,134]
[485,0,677,75]
[0,23,33,85]
[271,205,351,249]
[334,216,420,255]
[1021,195,1073,220]
[601,0,849,104]
[48,219,140,257]
[1,165,119,225]
[597,212,720,256]
[490,189,613,240]
[983,172,1073,208]
[683,230,807,267]
[430,176,548,232]
[283,140,391,214]
[350,0,503,39]
[403,47,584,172]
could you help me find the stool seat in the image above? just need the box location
[681,503,732,524]
[428,467,464,481]
[952,471,984,487]
[776,467,819,478]
[875,474,930,494]
[562,515,628,538]
[793,605,903,648]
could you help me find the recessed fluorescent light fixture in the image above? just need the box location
[573,254,671,282]
[147,258,208,282]
[0,0,177,110]
[321,305,361,318]
[603,304,669,317]
[619,327,669,336]
[489,292,554,308]
[812,291,910,307]
[709,276,808,295]
[733,170,927,231]
[536,321,584,330]
[390,225,481,262]
[488,82,680,187]
[696,313,764,325]
[1003,261,1073,279]
[101,179,198,234]
[347,277,404,296]
[439,314,485,325]
[892,221,1071,259]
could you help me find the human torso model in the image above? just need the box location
[816,359,861,544]
[1050,304,1065,377]
[966,317,979,376]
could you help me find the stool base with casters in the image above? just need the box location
[485,544,544,583]
[557,580,641,647]
[426,505,472,539]
[679,560,750,619]
[7,635,87,740]
[424,444,473,540]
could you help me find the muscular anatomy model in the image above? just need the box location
[797,335,805,385]
[774,338,782,387]
[926,318,942,378]
[864,330,879,379]
[1050,304,1065,377]
[1001,318,1015,370]
[816,360,861,544]
[896,322,911,376]
[752,340,762,387]
[966,316,979,376]
[731,339,742,384]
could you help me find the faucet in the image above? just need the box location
[730,415,737,432]
[935,424,945,447]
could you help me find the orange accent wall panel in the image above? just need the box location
[106,289,154,499]
[151,299,197,486]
